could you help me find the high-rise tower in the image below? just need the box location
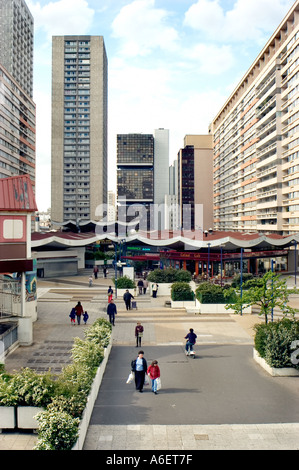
[51,36,108,224]
[0,0,34,98]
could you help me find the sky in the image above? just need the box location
[26,0,296,212]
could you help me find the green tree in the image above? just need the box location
[225,271,299,324]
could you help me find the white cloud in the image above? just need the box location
[111,0,179,57]
[185,43,235,75]
[27,0,95,40]
[184,0,294,43]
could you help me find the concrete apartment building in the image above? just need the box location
[178,135,213,231]
[0,64,36,184]
[0,0,34,99]
[210,1,299,235]
[51,36,108,224]
[0,0,36,187]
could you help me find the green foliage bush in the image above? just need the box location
[147,268,192,283]
[171,282,194,301]
[231,273,254,288]
[254,319,299,369]
[0,318,112,450]
[34,410,80,451]
[195,282,236,304]
[113,275,135,289]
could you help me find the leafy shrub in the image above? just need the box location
[171,282,194,301]
[254,319,299,369]
[147,268,192,283]
[84,318,112,348]
[195,282,235,304]
[114,275,135,289]
[0,368,56,408]
[231,273,254,287]
[0,318,112,450]
[34,410,79,450]
[71,337,104,371]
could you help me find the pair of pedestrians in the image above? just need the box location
[131,351,161,394]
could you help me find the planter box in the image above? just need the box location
[195,299,251,314]
[149,283,172,296]
[116,288,136,299]
[171,300,196,309]
[17,406,44,429]
[72,341,112,450]
[0,406,16,430]
[253,348,299,377]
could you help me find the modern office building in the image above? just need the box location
[117,133,154,229]
[210,1,299,235]
[153,128,169,205]
[0,64,36,186]
[0,0,34,99]
[178,135,213,231]
[51,36,108,224]
[117,130,170,230]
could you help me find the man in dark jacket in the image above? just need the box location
[184,328,197,355]
[107,299,117,325]
[123,289,134,310]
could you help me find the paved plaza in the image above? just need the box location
[0,274,299,450]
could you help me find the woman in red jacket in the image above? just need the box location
[74,301,84,325]
[147,360,160,394]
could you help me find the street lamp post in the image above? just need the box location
[294,241,297,286]
[114,241,118,299]
[271,259,275,322]
[240,248,243,316]
[220,245,223,287]
[207,243,211,279]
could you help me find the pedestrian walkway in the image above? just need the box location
[1,274,299,450]
[84,423,299,450]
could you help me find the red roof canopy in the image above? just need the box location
[0,175,38,212]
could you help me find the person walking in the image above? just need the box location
[69,307,76,325]
[135,322,144,347]
[123,289,134,310]
[107,286,113,303]
[107,298,117,326]
[147,360,161,394]
[143,279,148,295]
[83,311,89,325]
[74,301,84,325]
[137,279,144,295]
[131,351,147,393]
[93,265,99,279]
[152,283,158,298]
[184,328,197,355]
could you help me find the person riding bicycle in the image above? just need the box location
[184,328,197,355]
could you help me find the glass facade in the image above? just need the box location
[117,168,154,200]
[179,145,195,229]
[117,134,154,164]
[117,134,154,227]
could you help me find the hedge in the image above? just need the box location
[113,275,135,289]
[0,318,112,450]
[147,268,192,283]
[171,282,194,301]
[254,318,299,369]
[195,282,236,304]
